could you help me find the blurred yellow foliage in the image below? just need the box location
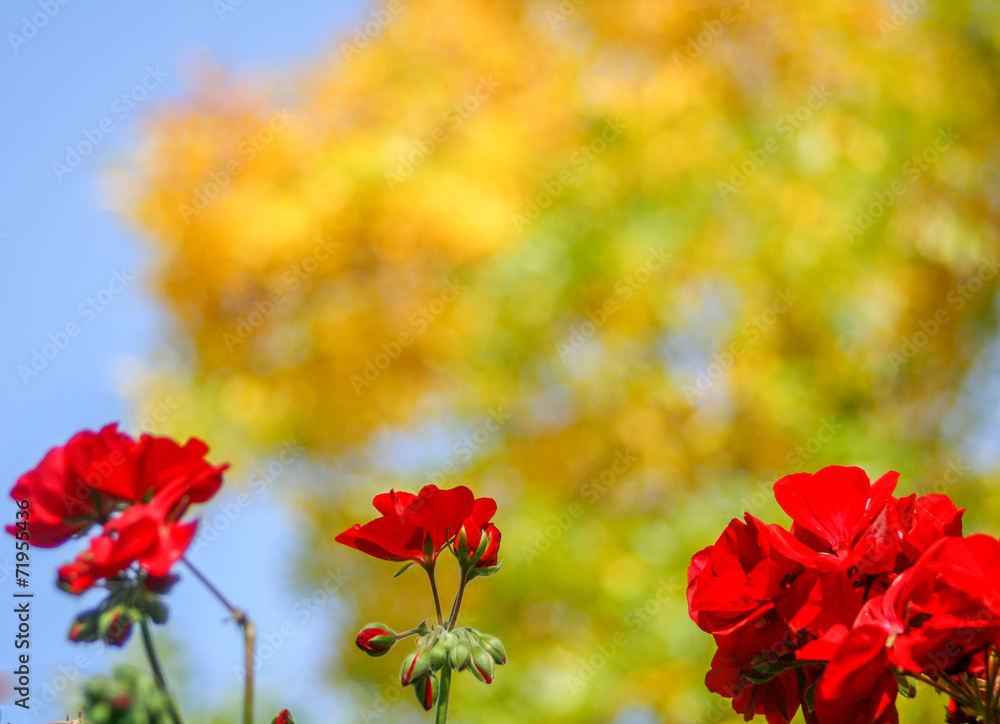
[123,0,1000,721]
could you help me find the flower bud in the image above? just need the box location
[449,639,472,671]
[400,648,433,686]
[68,610,100,643]
[477,633,507,665]
[271,710,295,724]
[146,599,169,625]
[430,643,450,671]
[413,672,438,711]
[98,609,134,647]
[356,623,397,656]
[455,525,472,566]
[470,646,496,684]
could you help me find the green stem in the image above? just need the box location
[436,664,451,724]
[183,558,255,724]
[425,564,444,626]
[446,570,470,631]
[140,618,184,724]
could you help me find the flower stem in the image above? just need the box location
[446,570,470,631]
[139,618,184,724]
[183,558,255,724]
[425,564,444,626]
[436,664,451,724]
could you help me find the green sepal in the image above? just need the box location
[393,562,415,579]
[455,526,471,566]
[803,681,817,713]
[423,533,437,563]
[468,528,492,568]
[469,559,504,579]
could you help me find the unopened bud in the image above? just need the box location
[470,646,496,684]
[430,643,449,670]
[68,609,99,643]
[414,672,438,710]
[146,599,169,625]
[356,623,397,657]
[98,609,133,647]
[477,633,507,664]
[400,648,433,686]
[449,639,471,671]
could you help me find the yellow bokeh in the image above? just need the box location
[122,1,1000,721]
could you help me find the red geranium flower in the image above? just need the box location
[7,424,226,548]
[773,465,899,572]
[688,513,818,637]
[336,485,475,566]
[57,482,201,594]
[797,624,899,724]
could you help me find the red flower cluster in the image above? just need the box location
[7,424,226,593]
[336,484,500,569]
[687,465,1000,724]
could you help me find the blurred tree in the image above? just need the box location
[120,0,1000,721]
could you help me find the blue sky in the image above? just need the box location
[0,2,369,722]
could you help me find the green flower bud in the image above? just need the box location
[430,643,450,670]
[69,609,100,643]
[414,672,438,711]
[146,599,169,625]
[400,648,433,686]
[98,608,133,647]
[477,633,507,664]
[470,646,496,684]
[449,639,472,671]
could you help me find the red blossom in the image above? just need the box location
[7,424,226,549]
[336,485,477,566]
